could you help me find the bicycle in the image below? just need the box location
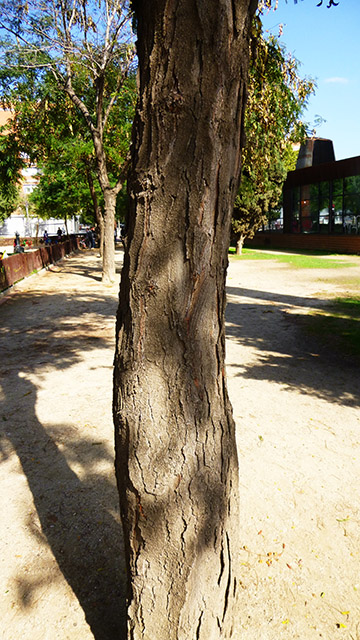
[79,236,91,249]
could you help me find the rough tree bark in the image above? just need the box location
[113,1,257,638]
[102,190,117,283]
[86,154,123,281]
[92,136,117,283]
[86,167,105,256]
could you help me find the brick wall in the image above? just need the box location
[0,237,79,292]
[245,233,360,254]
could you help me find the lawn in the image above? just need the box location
[305,297,360,358]
[229,247,360,359]
[229,247,357,269]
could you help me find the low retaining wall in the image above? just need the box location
[245,233,360,254]
[0,237,79,292]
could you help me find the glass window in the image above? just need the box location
[286,173,360,236]
[318,181,329,232]
[331,178,343,233]
[344,175,360,194]
[291,186,300,233]
[309,183,319,232]
[300,184,318,233]
[344,194,360,234]
[23,185,35,194]
[333,178,343,197]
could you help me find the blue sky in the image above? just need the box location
[260,0,359,160]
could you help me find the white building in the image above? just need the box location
[0,166,79,238]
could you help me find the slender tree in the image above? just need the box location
[0,0,135,282]
[0,57,136,257]
[232,27,314,253]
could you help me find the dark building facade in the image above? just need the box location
[283,139,360,236]
[246,138,360,254]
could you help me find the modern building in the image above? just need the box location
[246,138,360,254]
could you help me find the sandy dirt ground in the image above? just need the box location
[0,248,360,639]
[227,254,360,640]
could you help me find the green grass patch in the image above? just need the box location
[274,254,356,269]
[229,248,276,260]
[335,297,360,312]
[319,275,360,289]
[229,248,357,269]
[304,296,360,358]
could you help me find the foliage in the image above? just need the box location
[232,20,315,251]
[29,158,92,222]
[258,0,340,9]
[0,126,23,223]
[0,184,19,224]
[0,0,135,169]
[6,68,136,225]
[0,0,136,281]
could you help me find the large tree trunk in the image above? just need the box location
[113,1,257,638]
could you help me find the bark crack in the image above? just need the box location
[180,516,188,570]
[222,532,232,623]
[196,610,203,639]
[217,539,225,586]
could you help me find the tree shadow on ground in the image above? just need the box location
[225,285,360,409]
[227,286,330,312]
[0,289,126,640]
[58,250,124,283]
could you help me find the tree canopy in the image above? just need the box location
[0,0,136,282]
[232,19,314,252]
[0,123,23,224]
[259,0,339,8]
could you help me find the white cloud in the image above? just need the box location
[324,77,349,85]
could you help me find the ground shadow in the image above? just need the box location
[225,285,360,409]
[59,249,124,283]
[0,288,127,640]
[227,285,330,312]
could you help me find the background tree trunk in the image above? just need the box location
[64,213,69,238]
[102,192,116,283]
[86,167,105,256]
[93,139,118,282]
[114,1,257,637]
[236,234,245,255]
[98,211,105,258]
